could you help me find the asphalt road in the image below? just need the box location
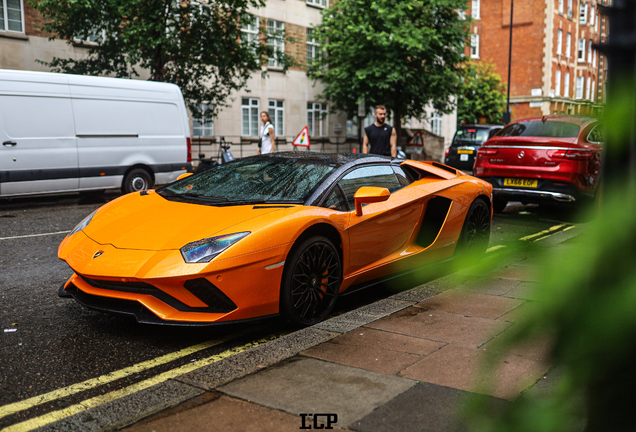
[0,191,587,429]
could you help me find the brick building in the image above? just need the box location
[1,0,456,159]
[466,0,608,120]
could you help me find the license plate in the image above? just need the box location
[459,154,469,161]
[457,149,473,154]
[503,178,538,188]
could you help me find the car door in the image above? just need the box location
[0,83,78,196]
[340,165,422,276]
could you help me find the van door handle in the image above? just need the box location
[3,141,17,147]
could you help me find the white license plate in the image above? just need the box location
[460,154,469,161]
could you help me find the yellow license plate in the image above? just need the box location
[457,149,473,154]
[504,178,538,188]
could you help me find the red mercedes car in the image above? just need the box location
[473,115,603,212]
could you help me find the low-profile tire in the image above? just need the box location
[121,168,153,194]
[455,198,491,258]
[280,236,342,327]
[492,197,508,213]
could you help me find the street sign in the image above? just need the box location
[292,126,311,147]
[406,130,424,147]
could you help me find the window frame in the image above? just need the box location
[555,70,562,96]
[241,14,260,57]
[1,0,25,33]
[267,19,285,69]
[566,32,572,59]
[564,72,570,98]
[577,38,586,61]
[557,29,563,55]
[471,0,480,19]
[558,0,564,13]
[241,97,260,137]
[579,3,588,24]
[192,103,214,138]
[268,99,285,137]
[307,102,329,137]
[306,0,328,8]
[470,33,480,59]
[575,76,584,99]
[430,112,443,136]
[306,27,320,68]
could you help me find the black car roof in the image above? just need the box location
[259,151,391,167]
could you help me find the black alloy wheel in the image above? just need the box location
[280,236,342,327]
[455,198,491,257]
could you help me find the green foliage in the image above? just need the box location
[457,61,506,125]
[30,0,294,121]
[307,0,469,138]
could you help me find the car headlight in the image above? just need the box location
[180,232,250,263]
[68,211,97,236]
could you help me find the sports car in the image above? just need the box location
[58,152,492,327]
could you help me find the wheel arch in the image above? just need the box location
[290,223,344,265]
[123,164,156,185]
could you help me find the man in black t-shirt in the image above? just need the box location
[362,105,397,157]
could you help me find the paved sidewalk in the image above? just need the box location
[39,226,583,432]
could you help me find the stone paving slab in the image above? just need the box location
[349,382,509,432]
[313,298,415,334]
[504,281,543,301]
[455,276,522,296]
[175,327,338,390]
[399,344,550,400]
[328,326,445,356]
[123,394,348,432]
[366,307,512,348]
[218,356,417,427]
[488,265,541,282]
[415,289,525,320]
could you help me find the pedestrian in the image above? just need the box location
[259,111,275,154]
[362,105,397,157]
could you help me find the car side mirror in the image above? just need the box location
[354,187,390,216]
[177,173,193,181]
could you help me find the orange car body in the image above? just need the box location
[58,154,492,325]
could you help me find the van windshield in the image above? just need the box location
[452,128,491,145]
[498,121,580,138]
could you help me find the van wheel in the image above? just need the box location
[122,169,153,194]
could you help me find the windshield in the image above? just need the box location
[158,157,335,204]
[498,121,580,138]
[452,128,491,145]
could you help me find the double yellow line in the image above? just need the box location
[2,333,282,432]
[486,223,575,253]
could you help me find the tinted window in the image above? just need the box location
[339,165,402,210]
[393,166,412,187]
[587,124,604,143]
[452,127,491,145]
[498,121,580,138]
[322,186,348,212]
[159,157,334,204]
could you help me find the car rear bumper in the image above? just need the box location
[482,177,593,203]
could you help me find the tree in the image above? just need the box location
[308,0,469,144]
[457,61,506,125]
[31,0,293,121]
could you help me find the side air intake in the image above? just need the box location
[416,196,453,248]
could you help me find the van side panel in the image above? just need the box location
[0,73,79,195]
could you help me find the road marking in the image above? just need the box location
[0,335,237,420]
[518,224,567,241]
[0,231,70,241]
[486,245,507,253]
[5,334,281,432]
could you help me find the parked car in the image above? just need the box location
[444,125,503,171]
[0,69,192,198]
[473,115,603,212]
[58,153,492,327]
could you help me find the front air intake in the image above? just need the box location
[184,278,237,312]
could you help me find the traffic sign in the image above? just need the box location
[292,126,311,147]
[406,130,424,147]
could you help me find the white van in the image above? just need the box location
[0,69,192,198]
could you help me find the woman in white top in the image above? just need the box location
[258,111,275,154]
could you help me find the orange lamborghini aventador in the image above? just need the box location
[58,153,492,327]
